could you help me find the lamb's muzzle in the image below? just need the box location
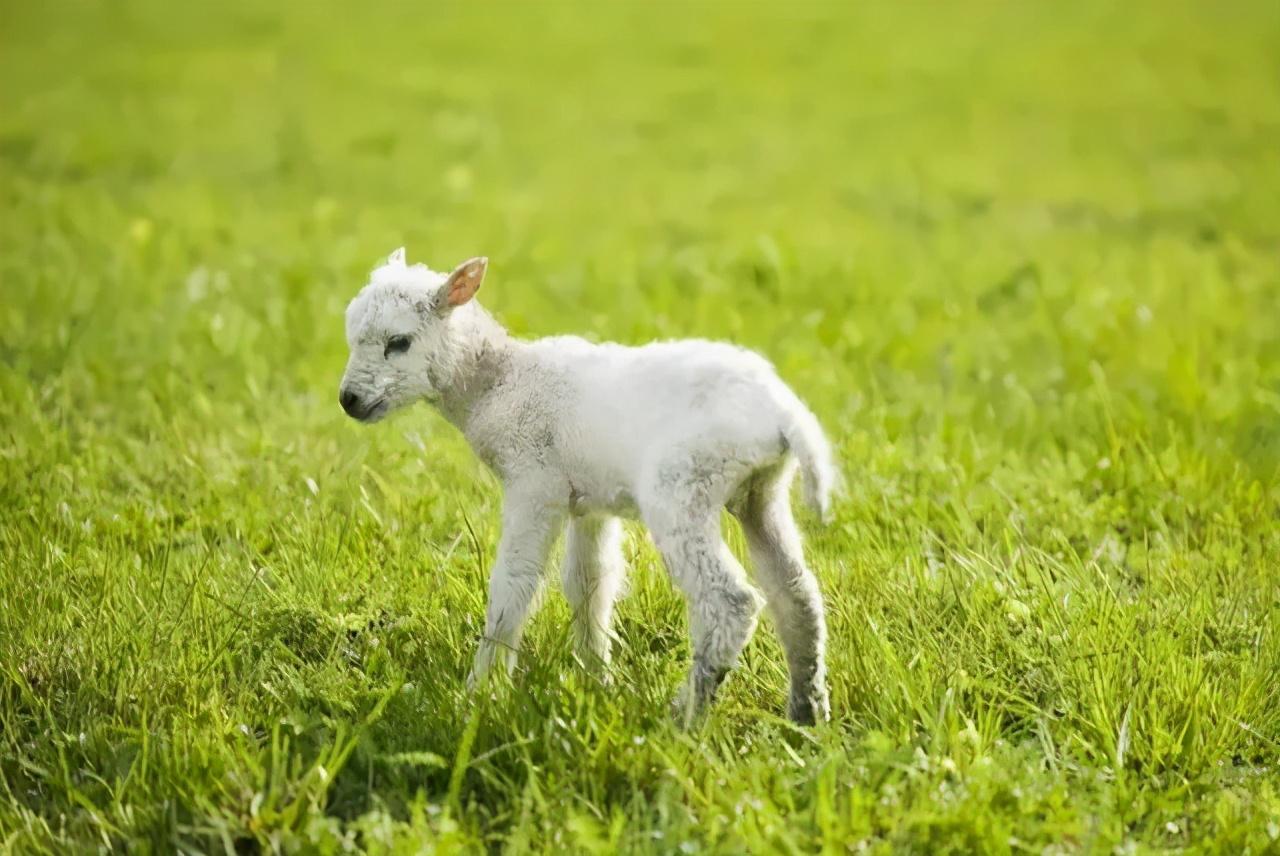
[338,388,363,417]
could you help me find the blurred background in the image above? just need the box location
[2,0,1278,850]
[4,1,1279,436]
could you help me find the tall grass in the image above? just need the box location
[2,0,1278,850]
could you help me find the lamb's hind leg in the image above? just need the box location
[734,461,831,724]
[644,484,764,727]
[561,515,627,674]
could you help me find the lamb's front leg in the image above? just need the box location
[467,496,563,690]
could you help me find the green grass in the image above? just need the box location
[3,0,1280,851]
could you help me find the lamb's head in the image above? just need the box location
[338,248,487,423]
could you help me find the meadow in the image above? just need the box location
[2,0,1279,851]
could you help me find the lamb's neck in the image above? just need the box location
[433,303,517,429]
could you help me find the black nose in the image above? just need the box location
[339,389,362,417]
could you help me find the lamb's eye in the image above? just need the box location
[384,335,412,357]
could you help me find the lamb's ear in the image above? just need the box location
[441,257,488,308]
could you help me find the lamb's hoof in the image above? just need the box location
[671,663,729,729]
[787,686,831,725]
[465,669,483,695]
[670,682,711,730]
[574,652,614,687]
[670,687,695,729]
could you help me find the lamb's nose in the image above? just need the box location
[339,389,362,417]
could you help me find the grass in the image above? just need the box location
[2,0,1279,851]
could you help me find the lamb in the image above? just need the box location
[338,248,837,725]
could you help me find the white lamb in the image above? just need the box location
[338,248,837,724]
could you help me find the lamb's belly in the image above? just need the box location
[564,413,652,519]
[567,480,640,519]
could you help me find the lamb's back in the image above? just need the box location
[526,335,789,454]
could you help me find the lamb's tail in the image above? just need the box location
[778,392,840,523]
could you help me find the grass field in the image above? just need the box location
[3,0,1280,851]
